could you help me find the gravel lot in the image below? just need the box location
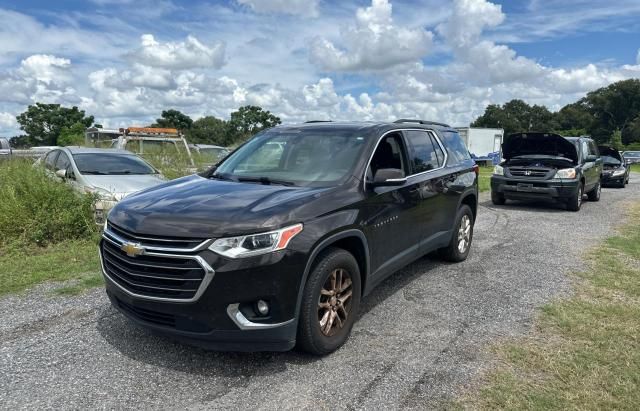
[2,175,639,410]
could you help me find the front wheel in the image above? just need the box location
[491,191,506,205]
[439,205,474,262]
[587,181,601,201]
[567,183,583,211]
[297,248,361,355]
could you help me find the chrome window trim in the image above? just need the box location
[226,303,295,330]
[363,128,449,190]
[103,225,212,253]
[101,232,215,303]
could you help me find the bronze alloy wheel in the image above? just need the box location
[457,214,471,253]
[318,268,353,337]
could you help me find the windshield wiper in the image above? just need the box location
[237,176,296,186]
[81,171,108,175]
[209,172,236,181]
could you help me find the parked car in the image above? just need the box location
[599,146,630,188]
[36,147,166,224]
[189,144,230,168]
[0,137,57,160]
[491,133,602,211]
[100,119,479,354]
[622,150,640,164]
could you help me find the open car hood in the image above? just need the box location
[598,146,622,163]
[502,132,578,163]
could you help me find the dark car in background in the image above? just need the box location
[622,151,640,165]
[599,146,630,188]
[491,133,602,211]
[100,120,479,355]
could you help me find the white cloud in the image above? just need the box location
[309,0,433,71]
[0,112,17,129]
[236,0,319,17]
[19,55,72,85]
[127,34,226,70]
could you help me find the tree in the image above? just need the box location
[8,135,30,148]
[58,122,87,146]
[186,116,232,145]
[609,129,623,150]
[228,105,281,142]
[153,109,193,131]
[554,102,591,135]
[16,103,94,146]
[471,99,555,137]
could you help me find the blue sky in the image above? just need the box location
[0,0,639,135]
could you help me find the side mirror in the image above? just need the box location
[55,169,67,179]
[371,168,406,187]
[585,155,598,163]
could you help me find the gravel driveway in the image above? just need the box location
[2,175,639,410]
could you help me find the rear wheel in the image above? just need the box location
[587,181,601,201]
[567,183,583,211]
[297,248,361,355]
[439,205,474,262]
[491,191,506,205]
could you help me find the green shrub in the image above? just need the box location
[0,159,97,247]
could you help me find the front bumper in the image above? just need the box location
[491,175,580,202]
[100,238,306,351]
[601,171,626,185]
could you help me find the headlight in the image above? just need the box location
[493,165,504,176]
[612,169,626,176]
[209,224,303,258]
[554,168,576,179]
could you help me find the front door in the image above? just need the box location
[362,132,422,278]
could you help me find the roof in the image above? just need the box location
[61,147,132,155]
[273,120,455,135]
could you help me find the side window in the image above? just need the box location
[368,133,408,179]
[588,141,599,157]
[581,141,589,160]
[54,152,71,171]
[44,151,59,170]
[440,131,470,165]
[404,130,443,173]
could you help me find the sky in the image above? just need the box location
[0,0,639,136]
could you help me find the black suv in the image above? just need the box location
[100,120,479,354]
[491,133,602,211]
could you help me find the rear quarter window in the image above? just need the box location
[440,131,471,165]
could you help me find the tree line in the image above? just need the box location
[9,104,281,148]
[472,79,640,149]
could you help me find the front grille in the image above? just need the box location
[101,225,213,301]
[106,222,205,250]
[116,298,176,327]
[507,167,550,178]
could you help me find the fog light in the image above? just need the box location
[256,300,269,316]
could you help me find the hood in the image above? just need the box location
[598,146,622,163]
[108,175,332,238]
[83,174,166,198]
[502,132,578,163]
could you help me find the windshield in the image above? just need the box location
[213,129,368,187]
[73,153,157,175]
[602,155,621,165]
[624,151,640,158]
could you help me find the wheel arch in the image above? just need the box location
[295,229,370,318]
[458,191,478,220]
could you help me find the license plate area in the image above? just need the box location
[517,183,533,192]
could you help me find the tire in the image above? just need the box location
[439,205,474,262]
[567,183,583,212]
[491,191,506,205]
[587,181,601,201]
[297,247,361,355]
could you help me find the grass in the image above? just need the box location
[478,166,493,193]
[0,159,97,247]
[631,163,640,173]
[0,238,101,296]
[460,204,640,410]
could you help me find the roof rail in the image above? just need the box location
[394,119,451,128]
[304,120,333,123]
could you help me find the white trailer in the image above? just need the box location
[455,127,504,166]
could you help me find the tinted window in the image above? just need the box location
[581,141,589,159]
[588,141,599,156]
[73,154,157,175]
[368,133,408,179]
[44,151,59,170]
[215,129,367,187]
[404,130,444,173]
[54,152,71,171]
[440,131,470,164]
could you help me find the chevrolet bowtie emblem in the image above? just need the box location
[121,242,144,257]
